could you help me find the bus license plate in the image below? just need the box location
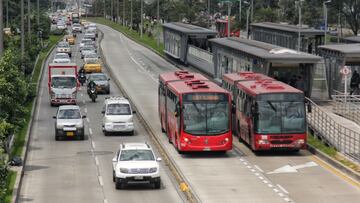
[203,147,211,151]
[66,131,74,137]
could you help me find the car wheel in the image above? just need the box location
[106,88,110,94]
[153,179,161,189]
[55,135,60,141]
[112,171,116,182]
[115,180,125,189]
[79,133,85,140]
[69,53,72,57]
[103,130,108,136]
[129,131,134,136]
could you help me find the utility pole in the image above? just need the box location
[246,4,250,39]
[227,2,231,37]
[239,0,242,31]
[37,0,39,26]
[21,0,25,58]
[140,0,143,38]
[28,0,31,41]
[123,0,125,26]
[207,0,210,28]
[323,0,331,45]
[104,0,106,18]
[0,0,4,55]
[6,0,9,27]
[130,0,133,28]
[250,0,253,23]
[157,0,160,45]
[111,0,113,21]
[117,0,119,23]
[297,0,304,51]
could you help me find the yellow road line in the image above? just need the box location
[310,155,360,189]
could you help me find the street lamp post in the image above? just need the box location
[140,0,143,38]
[297,0,304,51]
[323,0,331,45]
[243,1,250,39]
[130,0,133,28]
[239,0,241,33]
[227,2,231,37]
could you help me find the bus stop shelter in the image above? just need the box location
[209,37,322,97]
[251,22,324,54]
[162,22,217,72]
[340,36,360,44]
[318,44,360,97]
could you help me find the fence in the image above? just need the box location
[332,94,360,125]
[306,98,360,164]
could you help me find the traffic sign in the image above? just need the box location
[340,66,351,75]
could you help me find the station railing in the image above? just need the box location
[306,97,360,164]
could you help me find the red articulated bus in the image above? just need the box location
[235,79,307,151]
[159,72,232,153]
[216,19,240,38]
[222,72,275,133]
[159,71,209,133]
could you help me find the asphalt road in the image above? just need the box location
[97,23,360,203]
[18,28,184,203]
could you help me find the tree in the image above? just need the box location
[332,0,360,35]
[0,0,4,55]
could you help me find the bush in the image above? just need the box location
[50,29,66,36]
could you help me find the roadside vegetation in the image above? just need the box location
[0,1,61,200]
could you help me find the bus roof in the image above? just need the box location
[159,71,209,84]
[222,72,274,85]
[236,80,303,97]
[168,80,229,95]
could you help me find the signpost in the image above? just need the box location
[340,65,351,102]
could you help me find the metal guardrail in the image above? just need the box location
[332,95,360,125]
[306,98,360,164]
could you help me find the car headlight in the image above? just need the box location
[120,168,129,173]
[149,167,157,173]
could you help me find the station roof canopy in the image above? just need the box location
[251,22,324,36]
[341,36,360,43]
[210,37,322,64]
[162,22,218,35]
[318,43,360,58]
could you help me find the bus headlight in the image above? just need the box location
[295,139,305,145]
[184,138,189,143]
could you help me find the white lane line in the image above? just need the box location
[84,108,88,113]
[273,188,279,193]
[246,165,252,169]
[251,169,256,172]
[268,184,274,188]
[263,180,268,184]
[239,158,244,162]
[92,141,96,149]
[89,128,93,135]
[83,100,86,104]
[258,176,264,180]
[254,165,264,173]
[277,184,289,194]
[86,117,90,123]
[243,162,248,165]
[278,193,285,197]
[104,199,109,203]
[254,173,260,176]
[95,156,99,166]
[284,198,292,202]
[98,176,104,186]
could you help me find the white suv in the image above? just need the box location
[112,143,161,189]
[102,97,135,135]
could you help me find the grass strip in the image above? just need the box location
[87,17,164,56]
[308,133,359,173]
[1,35,63,203]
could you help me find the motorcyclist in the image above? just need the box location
[79,66,86,75]
[87,79,97,95]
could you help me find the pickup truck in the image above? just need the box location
[48,63,79,106]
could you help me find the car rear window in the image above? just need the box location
[106,104,131,115]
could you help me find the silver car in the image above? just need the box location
[80,45,96,59]
[53,105,86,140]
[88,73,110,94]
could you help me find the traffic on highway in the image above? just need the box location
[16,2,360,203]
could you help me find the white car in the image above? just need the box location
[102,97,135,135]
[56,22,66,30]
[112,142,161,189]
[53,105,86,140]
[83,53,99,64]
[56,41,72,57]
[79,38,93,49]
[84,32,96,41]
[72,23,82,33]
[53,53,71,63]
[80,46,96,59]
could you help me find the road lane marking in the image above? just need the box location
[254,165,264,173]
[86,118,90,122]
[92,141,96,149]
[98,176,104,186]
[273,188,279,193]
[104,199,108,203]
[310,155,360,189]
[89,128,93,135]
[95,156,99,166]
[84,108,88,113]
[266,162,318,175]
[278,193,285,197]
[277,184,289,194]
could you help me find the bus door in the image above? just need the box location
[166,90,180,144]
[159,81,167,131]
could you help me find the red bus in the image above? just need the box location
[215,19,240,38]
[158,77,232,153]
[159,71,209,133]
[235,79,306,151]
[222,72,274,134]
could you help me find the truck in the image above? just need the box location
[48,63,79,106]
[72,13,80,24]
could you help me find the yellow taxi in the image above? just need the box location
[84,58,102,73]
[65,35,76,45]
[80,19,87,26]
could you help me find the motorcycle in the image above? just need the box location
[78,72,86,86]
[88,86,97,102]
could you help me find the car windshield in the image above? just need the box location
[57,109,81,119]
[55,54,69,59]
[83,47,94,51]
[86,58,98,64]
[58,43,69,48]
[82,39,91,43]
[120,150,155,161]
[183,93,230,135]
[106,103,131,115]
[51,77,76,88]
[254,94,306,134]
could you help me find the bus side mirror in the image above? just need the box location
[307,103,312,113]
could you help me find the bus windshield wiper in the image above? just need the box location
[267,101,277,112]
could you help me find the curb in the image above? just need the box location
[97,29,201,203]
[307,144,360,183]
[12,38,61,203]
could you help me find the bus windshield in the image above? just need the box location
[183,93,229,135]
[254,97,305,134]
